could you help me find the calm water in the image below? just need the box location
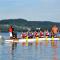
[0,32,21,39]
[0,33,60,60]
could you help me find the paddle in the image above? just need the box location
[45,36,49,46]
[51,36,55,46]
[36,37,39,46]
[26,36,28,46]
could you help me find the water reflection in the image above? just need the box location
[0,38,4,45]
[0,40,60,60]
[51,40,58,48]
[51,40,58,60]
[9,42,17,60]
[12,42,17,51]
[53,49,58,60]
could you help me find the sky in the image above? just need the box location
[0,0,60,22]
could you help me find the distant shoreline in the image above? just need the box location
[0,18,60,32]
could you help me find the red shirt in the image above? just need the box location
[9,27,13,32]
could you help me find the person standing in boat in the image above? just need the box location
[9,25,13,39]
[51,25,59,37]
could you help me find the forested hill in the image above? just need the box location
[0,19,60,32]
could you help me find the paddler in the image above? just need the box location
[34,31,39,38]
[45,30,50,37]
[21,32,27,39]
[40,31,44,38]
[56,30,60,38]
[51,25,59,37]
[28,32,33,38]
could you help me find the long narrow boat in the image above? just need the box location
[5,38,60,43]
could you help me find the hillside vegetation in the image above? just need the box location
[0,19,60,32]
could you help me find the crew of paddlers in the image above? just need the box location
[8,25,60,39]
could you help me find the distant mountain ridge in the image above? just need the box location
[0,19,60,32]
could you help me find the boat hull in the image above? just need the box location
[5,38,60,43]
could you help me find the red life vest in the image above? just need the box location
[34,32,39,37]
[9,27,13,32]
[46,32,49,36]
[40,31,44,37]
[22,33,27,38]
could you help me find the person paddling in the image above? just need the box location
[51,25,59,37]
[28,32,33,38]
[34,31,39,38]
[21,32,27,38]
[40,31,44,38]
[56,30,60,38]
[46,30,50,37]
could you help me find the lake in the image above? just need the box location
[0,32,21,39]
[0,33,60,60]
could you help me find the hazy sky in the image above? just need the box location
[0,0,60,22]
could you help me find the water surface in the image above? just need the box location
[0,33,60,60]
